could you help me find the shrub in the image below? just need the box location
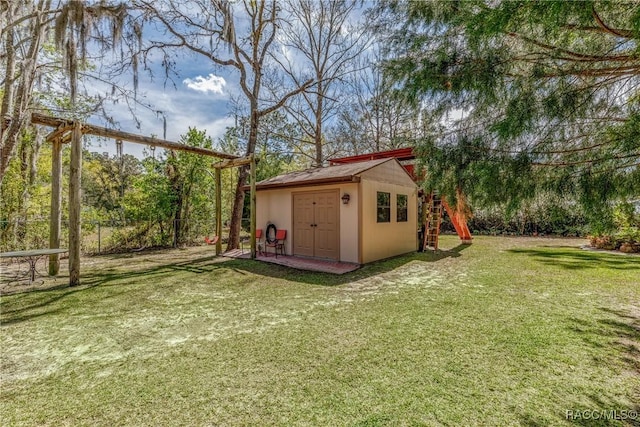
[588,201,640,253]
[458,193,587,237]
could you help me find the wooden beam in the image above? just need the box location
[215,168,222,256]
[60,132,74,144]
[45,125,73,143]
[31,113,238,159]
[68,122,82,286]
[211,156,253,169]
[249,155,256,259]
[48,139,62,275]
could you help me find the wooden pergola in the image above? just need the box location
[31,113,258,286]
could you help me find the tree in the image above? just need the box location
[378,1,640,219]
[165,128,215,245]
[278,0,367,166]
[115,129,218,248]
[0,1,133,184]
[83,151,142,220]
[330,49,427,156]
[0,0,49,183]
[0,128,52,250]
[134,0,314,249]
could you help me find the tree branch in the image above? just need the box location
[591,6,633,39]
[259,79,315,117]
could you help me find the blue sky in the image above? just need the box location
[90,53,238,158]
[86,1,371,159]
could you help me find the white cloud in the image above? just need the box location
[83,64,237,158]
[183,74,226,94]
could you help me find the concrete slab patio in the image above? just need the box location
[223,249,360,274]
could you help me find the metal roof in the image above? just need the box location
[329,147,415,164]
[329,147,419,181]
[255,158,394,190]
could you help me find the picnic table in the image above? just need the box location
[0,248,68,285]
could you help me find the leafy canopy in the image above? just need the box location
[379,0,640,220]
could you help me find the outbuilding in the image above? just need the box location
[255,158,418,264]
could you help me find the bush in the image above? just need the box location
[588,202,640,253]
[457,193,587,237]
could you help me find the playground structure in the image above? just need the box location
[329,147,473,251]
[10,114,469,285]
[30,113,257,286]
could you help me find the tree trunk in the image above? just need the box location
[68,123,82,286]
[173,191,183,247]
[168,155,183,247]
[314,81,324,167]
[227,165,249,250]
[226,108,259,250]
[0,2,16,183]
[0,1,44,185]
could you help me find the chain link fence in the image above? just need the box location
[0,218,223,254]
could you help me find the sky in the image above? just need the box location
[85,4,301,159]
[85,1,373,160]
[88,57,237,159]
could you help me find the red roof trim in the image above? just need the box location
[329,147,415,164]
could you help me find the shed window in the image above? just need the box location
[377,192,390,223]
[397,194,408,222]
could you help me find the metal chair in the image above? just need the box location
[265,229,286,257]
[241,229,263,255]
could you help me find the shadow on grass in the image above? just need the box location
[573,307,640,426]
[0,255,223,325]
[81,242,470,288]
[520,308,640,426]
[0,244,470,325]
[507,247,640,271]
[207,243,471,287]
[598,308,640,383]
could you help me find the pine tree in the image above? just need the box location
[378,0,640,219]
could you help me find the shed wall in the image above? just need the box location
[359,159,417,187]
[256,183,359,263]
[360,178,418,264]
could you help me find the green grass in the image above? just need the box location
[1,236,639,426]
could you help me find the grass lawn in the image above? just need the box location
[1,236,638,426]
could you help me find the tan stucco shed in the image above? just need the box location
[256,158,418,264]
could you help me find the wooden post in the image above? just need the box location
[68,123,82,286]
[48,139,62,275]
[250,155,256,259]
[215,167,222,256]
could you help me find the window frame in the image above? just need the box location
[377,191,391,223]
[397,194,408,222]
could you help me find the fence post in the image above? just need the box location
[215,168,222,256]
[250,154,256,259]
[173,219,178,248]
[98,221,101,254]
